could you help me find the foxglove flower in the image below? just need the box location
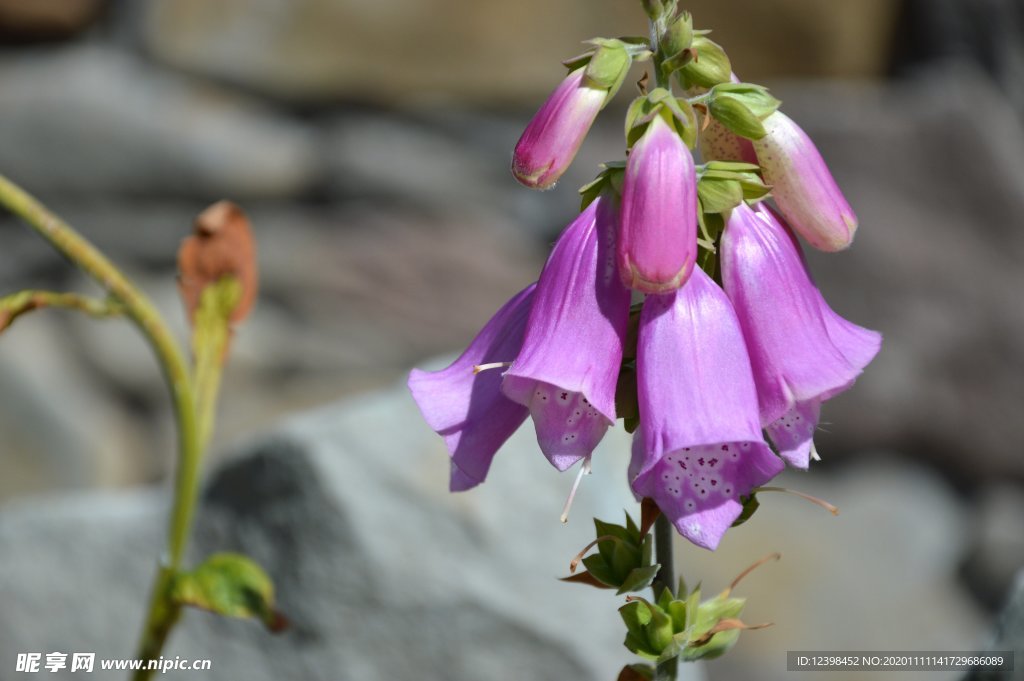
[630,268,784,550]
[752,111,857,252]
[503,194,630,470]
[720,203,881,468]
[512,68,606,190]
[408,285,535,491]
[618,115,697,294]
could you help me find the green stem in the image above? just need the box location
[652,514,676,599]
[652,515,677,680]
[0,289,124,331]
[648,6,673,89]
[0,175,202,679]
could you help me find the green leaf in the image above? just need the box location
[703,160,761,173]
[712,82,782,118]
[730,493,760,527]
[708,94,766,140]
[171,553,285,631]
[584,41,632,101]
[697,177,743,214]
[661,12,694,59]
[581,554,618,587]
[617,564,662,595]
[611,540,643,580]
[679,36,731,89]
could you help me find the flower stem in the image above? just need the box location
[652,513,675,598]
[0,175,202,678]
[648,4,673,90]
[652,514,677,680]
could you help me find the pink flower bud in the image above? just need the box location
[618,115,697,293]
[512,68,606,190]
[753,111,857,251]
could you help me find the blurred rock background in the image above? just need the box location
[1,0,1022,679]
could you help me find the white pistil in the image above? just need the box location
[472,361,513,374]
[560,457,593,524]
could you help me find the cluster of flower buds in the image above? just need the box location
[409,3,879,552]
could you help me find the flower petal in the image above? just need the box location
[512,68,606,190]
[408,285,534,490]
[503,194,631,470]
[618,115,698,293]
[721,204,881,429]
[631,269,783,550]
[752,111,857,251]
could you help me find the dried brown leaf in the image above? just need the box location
[177,200,257,325]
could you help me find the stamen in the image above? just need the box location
[755,486,839,515]
[725,552,781,596]
[472,361,512,374]
[810,441,821,462]
[560,457,592,524]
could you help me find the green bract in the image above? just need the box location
[564,513,661,595]
[678,36,731,89]
[171,552,285,631]
[619,583,751,664]
[707,83,783,140]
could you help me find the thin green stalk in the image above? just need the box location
[652,514,677,680]
[0,175,202,678]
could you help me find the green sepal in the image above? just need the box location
[678,36,731,89]
[625,91,697,149]
[582,553,619,588]
[697,176,743,214]
[661,12,694,61]
[617,564,663,595]
[171,553,285,631]
[712,82,782,118]
[730,493,761,527]
[708,94,766,140]
[583,39,633,103]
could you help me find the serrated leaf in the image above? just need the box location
[171,553,285,631]
[617,564,662,595]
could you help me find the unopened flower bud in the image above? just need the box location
[618,115,697,293]
[752,111,857,251]
[512,68,606,190]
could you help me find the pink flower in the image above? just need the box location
[512,68,606,190]
[629,268,784,550]
[407,286,534,491]
[503,193,631,470]
[618,115,697,293]
[720,204,881,468]
[753,111,857,252]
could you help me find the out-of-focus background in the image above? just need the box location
[1,1,1023,679]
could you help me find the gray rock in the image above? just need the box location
[0,379,706,680]
[962,485,1024,610]
[964,570,1024,681]
[0,46,319,199]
